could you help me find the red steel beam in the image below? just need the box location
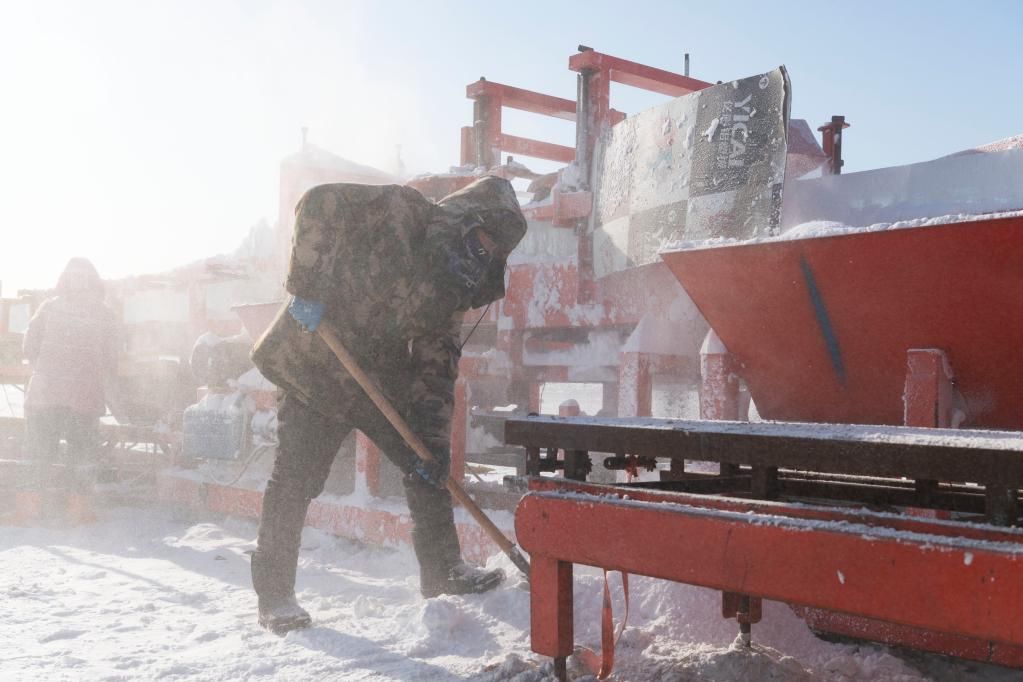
[516,491,1023,657]
[568,50,713,97]
[499,133,576,164]
[464,80,577,166]
[525,477,1023,545]
[466,80,577,121]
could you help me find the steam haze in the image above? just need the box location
[0,0,439,293]
[2,0,1021,293]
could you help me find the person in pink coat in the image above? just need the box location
[22,258,118,491]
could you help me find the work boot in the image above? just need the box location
[252,549,312,635]
[421,562,506,598]
[404,477,505,597]
[257,593,312,635]
[251,487,314,636]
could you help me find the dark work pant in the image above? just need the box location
[23,405,99,489]
[252,394,462,600]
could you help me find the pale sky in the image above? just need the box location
[2,0,1021,295]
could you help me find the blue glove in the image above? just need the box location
[288,296,324,332]
[408,459,449,488]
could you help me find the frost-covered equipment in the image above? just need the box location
[181,391,246,460]
[181,331,276,461]
[661,213,1023,430]
[430,49,825,488]
[458,47,1023,678]
[507,417,1023,679]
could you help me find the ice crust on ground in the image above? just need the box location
[1,507,1018,681]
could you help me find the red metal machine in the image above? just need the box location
[503,217,1023,679]
[507,419,1023,677]
[451,47,1023,679]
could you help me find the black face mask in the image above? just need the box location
[430,211,510,313]
[447,228,493,292]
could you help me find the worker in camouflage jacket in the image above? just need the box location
[250,176,527,634]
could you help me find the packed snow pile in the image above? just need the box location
[948,134,1023,156]
[780,209,1023,240]
[662,208,1023,253]
[1,507,1018,680]
[780,147,1023,230]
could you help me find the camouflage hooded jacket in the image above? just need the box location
[252,177,526,441]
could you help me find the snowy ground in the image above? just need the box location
[1,505,1019,681]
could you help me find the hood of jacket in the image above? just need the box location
[428,176,527,309]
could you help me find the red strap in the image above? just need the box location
[624,456,639,482]
[577,570,630,679]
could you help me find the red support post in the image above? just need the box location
[699,331,740,421]
[469,93,505,168]
[617,352,652,417]
[903,348,961,428]
[903,348,960,519]
[460,126,475,166]
[528,556,574,661]
[529,381,542,414]
[817,115,850,175]
[580,62,610,166]
[355,431,382,497]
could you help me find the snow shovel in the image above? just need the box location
[317,322,531,580]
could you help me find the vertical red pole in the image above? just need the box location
[817,116,849,175]
[699,331,739,421]
[699,330,763,636]
[585,67,611,161]
[530,556,574,664]
[472,95,502,169]
[903,348,958,428]
[701,330,740,481]
[460,126,475,167]
[529,380,542,414]
[575,61,610,304]
[617,352,652,417]
[486,97,503,168]
[904,348,960,520]
[355,431,382,497]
